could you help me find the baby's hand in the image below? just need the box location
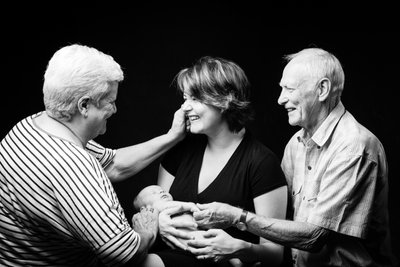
[178,201,200,213]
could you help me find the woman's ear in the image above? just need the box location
[77,96,91,117]
[317,78,331,102]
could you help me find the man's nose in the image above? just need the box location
[277,90,287,105]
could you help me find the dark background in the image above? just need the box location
[2,4,399,263]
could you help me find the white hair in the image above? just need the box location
[285,47,345,106]
[43,44,124,120]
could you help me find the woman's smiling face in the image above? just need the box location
[181,90,223,136]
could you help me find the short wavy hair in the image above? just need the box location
[175,56,254,133]
[43,44,124,121]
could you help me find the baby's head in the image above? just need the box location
[133,185,173,211]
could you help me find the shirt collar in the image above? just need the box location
[297,102,346,147]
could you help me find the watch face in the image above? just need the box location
[237,222,247,231]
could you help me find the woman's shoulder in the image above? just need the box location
[243,130,279,159]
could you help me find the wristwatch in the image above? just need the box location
[236,209,248,231]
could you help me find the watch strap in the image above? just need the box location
[239,209,248,224]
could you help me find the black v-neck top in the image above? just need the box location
[161,130,286,243]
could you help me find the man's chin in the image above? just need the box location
[288,116,299,126]
[98,127,107,136]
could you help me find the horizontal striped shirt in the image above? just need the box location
[0,112,140,266]
[281,102,395,266]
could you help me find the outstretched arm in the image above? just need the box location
[245,212,330,252]
[193,200,330,252]
[105,108,186,182]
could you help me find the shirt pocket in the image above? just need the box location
[303,180,319,204]
[291,185,303,201]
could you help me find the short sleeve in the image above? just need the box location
[160,140,185,176]
[250,150,287,198]
[52,147,139,265]
[86,140,116,168]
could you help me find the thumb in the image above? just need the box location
[203,229,219,238]
[192,210,208,220]
[196,203,211,210]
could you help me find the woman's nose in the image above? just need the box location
[181,101,192,111]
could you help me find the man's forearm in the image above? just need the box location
[245,212,329,252]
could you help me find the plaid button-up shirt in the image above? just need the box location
[281,102,395,266]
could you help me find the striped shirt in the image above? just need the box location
[0,112,140,266]
[281,102,395,266]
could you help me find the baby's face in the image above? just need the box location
[138,185,173,206]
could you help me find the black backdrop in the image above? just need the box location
[3,4,399,262]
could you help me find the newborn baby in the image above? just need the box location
[133,185,206,245]
[134,185,244,266]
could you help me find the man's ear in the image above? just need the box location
[317,78,331,102]
[77,96,91,117]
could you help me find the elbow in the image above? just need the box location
[105,165,123,182]
[106,164,138,183]
[303,242,324,253]
[302,227,330,252]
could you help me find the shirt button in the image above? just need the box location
[308,166,312,170]
[303,196,305,200]
[317,146,321,149]
[292,191,295,196]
